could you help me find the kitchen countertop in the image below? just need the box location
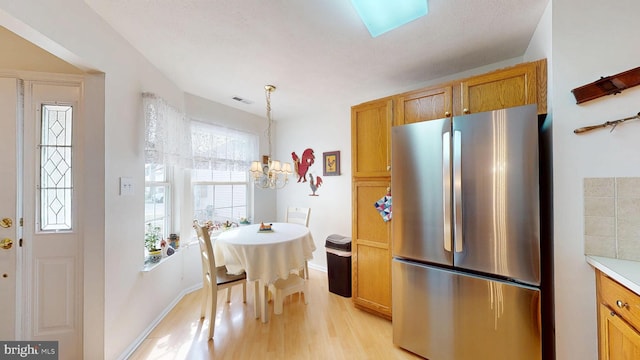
[586,255,640,295]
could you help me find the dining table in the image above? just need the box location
[213,222,316,323]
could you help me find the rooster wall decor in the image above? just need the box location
[308,173,323,196]
[291,148,315,182]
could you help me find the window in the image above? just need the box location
[142,93,257,252]
[143,93,190,242]
[39,104,73,231]
[192,169,248,222]
[145,164,171,237]
[191,121,257,224]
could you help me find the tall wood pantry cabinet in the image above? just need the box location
[350,97,393,319]
[351,59,547,319]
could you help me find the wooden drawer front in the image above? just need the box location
[600,273,640,330]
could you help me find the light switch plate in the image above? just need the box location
[120,177,134,196]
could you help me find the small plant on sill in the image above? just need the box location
[145,223,162,252]
[145,223,163,265]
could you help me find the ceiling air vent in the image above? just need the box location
[232,96,253,105]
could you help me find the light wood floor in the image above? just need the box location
[128,269,422,359]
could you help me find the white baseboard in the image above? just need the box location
[308,262,327,273]
[117,283,202,360]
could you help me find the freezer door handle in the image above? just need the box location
[453,130,463,253]
[443,131,452,252]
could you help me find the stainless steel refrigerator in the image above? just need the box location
[391,104,553,360]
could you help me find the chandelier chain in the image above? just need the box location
[265,85,273,159]
[248,84,292,189]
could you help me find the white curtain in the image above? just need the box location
[191,120,257,172]
[143,93,192,167]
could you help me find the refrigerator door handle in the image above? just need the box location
[443,131,452,252]
[453,130,463,253]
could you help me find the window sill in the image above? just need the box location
[141,248,181,272]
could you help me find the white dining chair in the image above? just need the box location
[285,206,311,227]
[285,206,311,279]
[193,220,247,340]
[271,274,308,315]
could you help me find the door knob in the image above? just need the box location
[616,300,629,309]
[0,218,12,228]
[0,238,12,250]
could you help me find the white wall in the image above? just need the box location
[274,101,353,270]
[550,1,640,359]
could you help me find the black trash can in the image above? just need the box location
[325,234,352,297]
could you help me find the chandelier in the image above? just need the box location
[249,85,293,189]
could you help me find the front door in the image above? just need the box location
[0,77,20,341]
[0,77,83,358]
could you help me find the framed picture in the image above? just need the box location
[323,151,340,176]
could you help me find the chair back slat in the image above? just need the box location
[193,220,216,287]
[285,207,311,227]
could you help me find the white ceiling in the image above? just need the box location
[83,0,549,122]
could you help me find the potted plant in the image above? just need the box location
[145,223,163,264]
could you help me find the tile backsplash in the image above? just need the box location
[584,177,640,261]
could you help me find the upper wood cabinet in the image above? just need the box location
[351,97,393,178]
[394,84,453,125]
[393,59,547,126]
[454,59,547,116]
[596,270,640,360]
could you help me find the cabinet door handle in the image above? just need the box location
[610,311,616,317]
[616,300,629,309]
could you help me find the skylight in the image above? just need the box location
[351,0,428,38]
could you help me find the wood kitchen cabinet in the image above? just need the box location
[394,59,547,126]
[351,180,392,319]
[596,270,640,360]
[394,84,453,125]
[351,97,393,319]
[453,59,547,116]
[351,97,393,177]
